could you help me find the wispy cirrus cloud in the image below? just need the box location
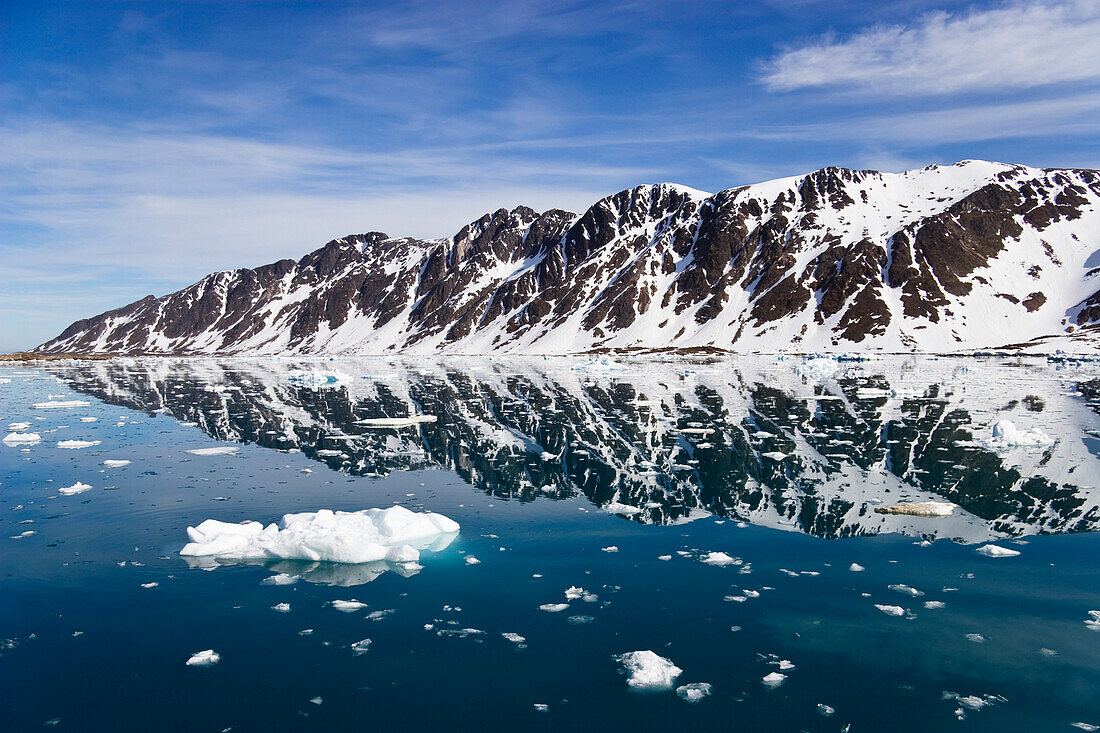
[761,0,1100,95]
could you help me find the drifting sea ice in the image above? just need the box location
[286,369,350,386]
[875,604,906,617]
[57,440,100,449]
[350,639,372,656]
[58,482,92,496]
[614,650,682,691]
[889,584,924,597]
[976,544,1021,557]
[32,400,90,409]
[185,650,220,667]
[102,460,131,468]
[272,603,291,612]
[700,551,737,566]
[329,600,368,612]
[924,601,946,609]
[539,603,569,613]
[982,420,1055,452]
[762,672,787,687]
[3,432,41,445]
[179,506,459,565]
[849,563,865,572]
[185,446,240,456]
[1086,611,1100,631]
[676,682,712,703]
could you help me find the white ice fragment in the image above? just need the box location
[1085,610,1100,631]
[185,446,239,456]
[818,703,836,716]
[966,633,986,643]
[309,696,323,705]
[287,369,349,386]
[564,586,585,600]
[601,546,619,553]
[8,422,32,431]
[502,632,526,644]
[657,555,672,561]
[889,584,924,597]
[923,601,946,609]
[33,400,90,409]
[272,603,291,612]
[875,604,906,617]
[984,420,1055,452]
[614,650,682,691]
[465,556,481,565]
[676,682,712,703]
[539,603,569,613]
[604,502,641,516]
[58,482,92,496]
[762,451,787,461]
[260,574,298,586]
[700,551,736,566]
[186,649,220,667]
[762,672,787,687]
[103,459,131,468]
[179,506,459,565]
[330,600,367,612]
[849,563,865,572]
[976,544,1020,558]
[350,639,372,656]
[57,440,100,449]
[3,432,41,445]
[79,417,98,423]
[141,582,158,589]
[533,704,549,712]
[1071,724,1099,731]
[875,501,956,517]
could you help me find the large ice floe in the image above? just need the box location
[180,506,459,566]
[614,650,683,691]
[3,432,41,445]
[980,420,1055,453]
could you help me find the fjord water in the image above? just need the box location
[2,356,1099,732]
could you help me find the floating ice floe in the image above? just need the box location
[676,682,712,703]
[818,704,836,717]
[849,563,865,572]
[976,544,1020,558]
[79,417,98,423]
[965,633,986,643]
[272,603,291,612]
[1086,611,1100,631]
[564,586,598,602]
[58,482,92,496]
[539,603,569,613]
[141,582,158,589]
[330,599,368,612]
[502,632,525,644]
[103,460,131,468]
[762,672,787,688]
[185,446,240,456]
[350,639,372,656]
[356,416,437,428]
[923,601,946,610]
[57,440,100,449]
[981,420,1055,452]
[3,432,41,445]
[942,691,1006,719]
[260,573,298,586]
[8,422,31,431]
[603,502,641,516]
[186,650,220,667]
[874,501,956,517]
[464,556,481,565]
[614,650,682,691]
[761,451,787,461]
[286,369,350,387]
[533,704,549,712]
[601,546,619,553]
[700,551,737,566]
[180,506,460,565]
[33,400,90,409]
[875,604,906,617]
[889,584,924,597]
[1071,723,1099,731]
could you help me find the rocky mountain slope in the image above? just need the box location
[36,160,1100,355]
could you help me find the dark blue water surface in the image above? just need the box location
[2,357,1100,732]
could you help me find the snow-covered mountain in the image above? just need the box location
[49,355,1100,542]
[36,160,1100,355]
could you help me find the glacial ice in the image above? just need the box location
[58,482,92,496]
[614,650,683,691]
[701,551,737,566]
[1086,611,1100,631]
[889,584,924,597]
[102,460,131,468]
[57,440,100,449]
[350,639,372,656]
[848,563,865,572]
[330,599,368,612]
[976,544,1020,557]
[676,682,712,702]
[539,603,569,612]
[983,420,1055,452]
[180,506,460,565]
[287,369,350,386]
[762,672,787,687]
[186,650,220,667]
[33,400,90,409]
[185,446,240,456]
[875,604,906,616]
[3,432,41,445]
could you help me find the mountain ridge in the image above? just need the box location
[35,160,1100,355]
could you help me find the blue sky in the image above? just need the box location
[2,0,1099,351]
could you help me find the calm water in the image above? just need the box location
[2,355,1100,732]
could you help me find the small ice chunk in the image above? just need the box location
[564,586,585,600]
[350,638,372,656]
[141,582,158,589]
[817,703,835,716]
[875,501,956,517]
[33,400,90,409]
[57,440,101,449]
[923,601,946,610]
[676,682,712,703]
[875,604,906,617]
[1071,724,1099,731]
[700,551,736,566]
[889,584,924,597]
[533,703,549,712]
[3,432,41,445]
[657,555,672,561]
[539,603,569,613]
[614,650,682,691]
[502,632,526,644]
[976,545,1020,558]
[985,420,1054,451]
[849,563,865,572]
[185,446,239,456]
[601,546,618,553]
[604,502,641,516]
[465,556,481,565]
[762,451,787,461]
[568,615,596,624]
[58,482,92,496]
[965,633,986,643]
[309,696,323,705]
[103,460,131,468]
[762,672,787,687]
[272,603,291,612]
[186,649,220,667]
[330,600,367,612]
[1085,610,1100,631]
[260,574,298,586]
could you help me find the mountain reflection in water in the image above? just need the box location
[51,355,1100,543]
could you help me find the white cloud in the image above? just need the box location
[762,0,1100,95]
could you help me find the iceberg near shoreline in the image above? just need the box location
[180,506,460,565]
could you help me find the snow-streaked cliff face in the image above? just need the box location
[50,355,1100,543]
[37,161,1100,355]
